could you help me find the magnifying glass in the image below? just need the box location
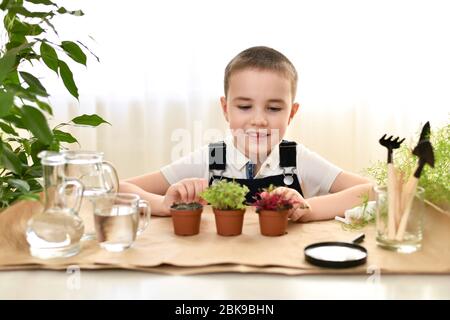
[304,233,367,268]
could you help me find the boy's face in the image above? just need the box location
[220,68,299,162]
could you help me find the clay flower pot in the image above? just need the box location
[170,203,203,236]
[212,208,245,236]
[258,209,289,236]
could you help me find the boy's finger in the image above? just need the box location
[184,182,196,203]
[193,179,204,202]
[199,181,208,203]
[289,208,303,222]
[273,187,287,196]
[175,184,188,203]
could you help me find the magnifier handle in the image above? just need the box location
[352,233,365,244]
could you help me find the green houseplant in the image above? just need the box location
[253,185,297,236]
[364,122,449,214]
[0,0,109,209]
[170,202,203,236]
[200,180,249,236]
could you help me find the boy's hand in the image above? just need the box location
[163,178,209,212]
[272,186,312,222]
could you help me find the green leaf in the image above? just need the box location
[3,70,20,86]
[30,140,46,164]
[19,105,53,144]
[57,7,84,16]
[2,114,25,129]
[53,129,78,144]
[0,121,18,135]
[25,165,42,178]
[71,114,110,127]
[17,193,40,202]
[0,52,16,84]
[3,83,36,101]
[19,71,49,97]
[40,42,59,73]
[0,91,14,117]
[48,139,59,151]
[61,41,86,66]
[7,179,30,192]
[9,6,52,18]
[25,0,56,6]
[21,138,31,155]
[11,20,44,36]
[0,143,22,174]
[0,0,13,10]
[36,100,53,116]
[58,60,78,99]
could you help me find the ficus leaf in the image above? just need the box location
[25,0,56,6]
[71,114,110,127]
[61,41,86,65]
[19,71,49,97]
[19,105,53,144]
[0,121,18,135]
[0,52,16,84]
[0,143,22,174]
[0,91,14,117]
[36,100,53,116]
[53,129,78,144]
[58,60,78,99]
[7,179,30,192]
[40,42,59,73]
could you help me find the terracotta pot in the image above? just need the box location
[258,210,289,236]
[170,208,203,236]
[212,208,245,236]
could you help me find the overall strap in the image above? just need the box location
[208,141,226,171]
[279,140,297,167]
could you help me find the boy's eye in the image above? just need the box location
[267,106,282,112]
[237,105,251,110]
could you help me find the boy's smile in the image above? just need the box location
[220,68,299,164]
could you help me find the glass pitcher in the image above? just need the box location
[62,151,119,240]
[26,151,84,259]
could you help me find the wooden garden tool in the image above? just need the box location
[379,134,405,239]
[396,125,434,241]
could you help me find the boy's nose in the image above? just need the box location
[250,112,268,127]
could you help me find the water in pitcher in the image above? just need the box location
[26,208,84,259]
[26,151,85,259]
[94,205,139,252]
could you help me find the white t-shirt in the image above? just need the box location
[160,137,342,199]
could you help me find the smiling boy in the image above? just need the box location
[120,46,374,222]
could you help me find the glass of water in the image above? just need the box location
[94,193,150,252]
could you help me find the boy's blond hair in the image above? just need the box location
[224,46,298,101]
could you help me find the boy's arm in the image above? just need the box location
[299,171,374,222]
[300,182,374,222]
[119,171,171,216]
[329,171,371,193]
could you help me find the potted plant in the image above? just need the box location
[170,202,203,236]
[200,180,249,236]
[0,1,109,210]
[253,185,298,236]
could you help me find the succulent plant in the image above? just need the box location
[200,180,249,210]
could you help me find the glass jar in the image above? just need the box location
[375,185,425,253]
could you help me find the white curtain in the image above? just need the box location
[30,0,450,179]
